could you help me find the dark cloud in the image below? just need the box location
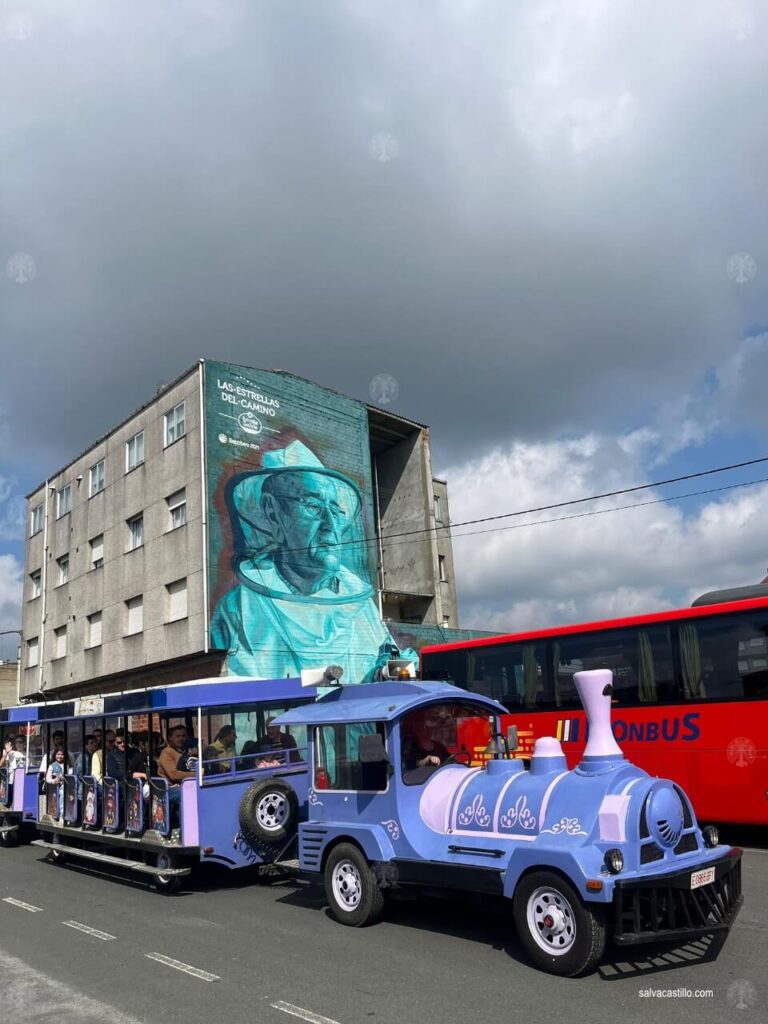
[0,0,766,483]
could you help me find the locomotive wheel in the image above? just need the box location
[513,870,606,977]
[238,779,298,845]
[324,843,384,928]
[154,852,181,893]
[0,814,19,847]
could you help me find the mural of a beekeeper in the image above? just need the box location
[211,440,411,681]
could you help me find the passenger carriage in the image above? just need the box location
[0,705,41,846]
[273,669,743,976]
[29,676,315,889]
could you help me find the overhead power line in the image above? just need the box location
[247,453,768,557]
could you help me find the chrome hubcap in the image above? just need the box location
[257,792,288,831]
[332,859,362,911]
[527,886,576,955]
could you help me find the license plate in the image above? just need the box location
[691,867,715,889]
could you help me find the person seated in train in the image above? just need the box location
[203,725,238,775]
[0,737,13,769]
[74,734,97,778]
[38,730,67,781]
[126,733,151,800]
[45,747,66,818]
[236,740,280,772]
[255,718,300,764]
[106,734,129,781]
[176,737,200,774]
[158,725,197,822]
[90,731,116,787]
[6,737,26,773]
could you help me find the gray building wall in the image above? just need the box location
[21,366,208,699]
[373,423,458,627]
[0,664,18,709]
[432,478,458,627]
[20,362,461,698]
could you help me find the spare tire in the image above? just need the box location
[238,779,299,845]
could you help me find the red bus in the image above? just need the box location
[420,590,768,825]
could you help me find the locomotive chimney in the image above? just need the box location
[573,669,623,761]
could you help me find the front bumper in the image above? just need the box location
[612,847,743,945]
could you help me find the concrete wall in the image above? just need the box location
[432,478,458,627]
[0,665,18,708]
[21,366,207,698]
[375,430,458,626]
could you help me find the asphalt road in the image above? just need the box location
[0,833,764,1024]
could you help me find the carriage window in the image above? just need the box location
[676,612,768,701]
[315,722,387,791]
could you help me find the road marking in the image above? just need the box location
[3,897,43,913]
[144,952,220,982]
[63,920,116,941]
[271,1001,342,1024]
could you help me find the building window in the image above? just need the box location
[126,596,143,635]
[57,554,70,586]
[167,489,187,530]
[126,431,145,472]
[56,484,71,518]
[438,555,447,582]
[30,504,43,536]
[443,615,451,625]
[90,534,104,570]
[127,514,144,551]
[166,578,188,622]
[434,494,442,523]
[87,612,102,649]
[164,402,186,447]
[89,459,105,497]
[54,626,67,660]
[27,637,39,668]
[29,570,41,600]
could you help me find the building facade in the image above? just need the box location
[21,361,462,699]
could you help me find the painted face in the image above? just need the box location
[264,472,353,580]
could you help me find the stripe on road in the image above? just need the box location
[144,952,220,981]
[63,920,116,941]
[3,897,43,913]
[271,1001,342,1024]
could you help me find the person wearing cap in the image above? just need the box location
[210,440,413,682]
[255,717,300,765]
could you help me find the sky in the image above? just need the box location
[1,0,766,658]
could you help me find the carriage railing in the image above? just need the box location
[200,743,307,781]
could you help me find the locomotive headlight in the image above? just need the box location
[702,825,719,848]
[604,848,624,874]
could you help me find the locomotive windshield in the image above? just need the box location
[400,702,493,784]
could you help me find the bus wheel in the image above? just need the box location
[154,852,181,893]
[0,815,19,847]
[324,843,384,928]
[239,780,298,845]
[512,870,606,977]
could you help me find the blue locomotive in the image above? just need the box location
[275,668,743,976]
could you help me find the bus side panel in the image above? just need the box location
[499,702,768,825]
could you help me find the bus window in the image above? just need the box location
[553,626,676,707]
[420,648,466,683]
[677,611,768,700]
[66,721,83,776]
[468,642,546,708]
